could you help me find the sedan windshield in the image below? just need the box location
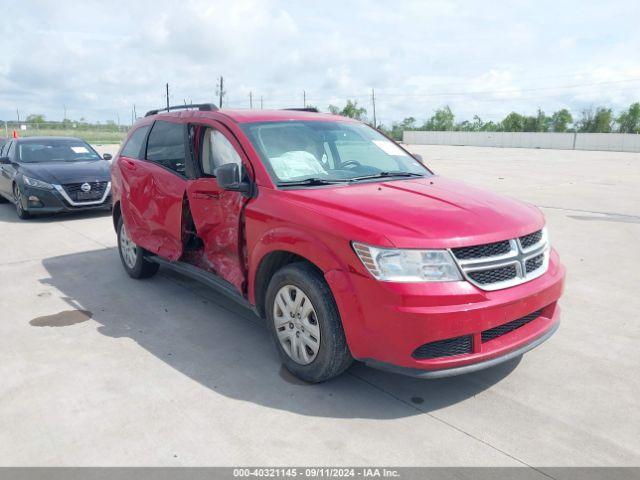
[18,139,101,163]
[241,121,430,185]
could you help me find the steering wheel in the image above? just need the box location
[340,160,362,169]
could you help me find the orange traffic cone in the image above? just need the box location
[12,130,18,138]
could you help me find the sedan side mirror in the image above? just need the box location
[0,156,10,165]
[103,153,113,161]
[214,162,251,194]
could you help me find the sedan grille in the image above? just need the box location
[451,229,548,291]
[412,335,473,359]
[481,309,543,342]
[62,181,108,201]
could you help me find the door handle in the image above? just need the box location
[193,192,221,200]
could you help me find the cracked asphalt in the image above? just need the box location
[0,145,638,467]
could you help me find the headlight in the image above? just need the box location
[23,176,53,190]
[352,242,462,282]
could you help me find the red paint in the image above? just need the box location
[112,109,565,375]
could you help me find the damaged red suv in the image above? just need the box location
[111,104,565,382]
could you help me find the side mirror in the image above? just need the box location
[413,153,423,162]
[214,162,251,194]
[0,156,10,165]
[103,153,113,161]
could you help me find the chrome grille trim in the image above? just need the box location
[450,229,549,291]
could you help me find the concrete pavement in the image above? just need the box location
[0,145,638,466]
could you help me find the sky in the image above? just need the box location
[0,0,639,126]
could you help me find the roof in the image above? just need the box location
[150,108,357,124]
[14,136,85,142]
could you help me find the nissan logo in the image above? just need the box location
[80,183,92,193]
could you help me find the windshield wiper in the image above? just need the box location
[349,171,426,182]
[277,178,349,187]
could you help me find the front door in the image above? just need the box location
[185,123,250,293]
[0,141,16,198]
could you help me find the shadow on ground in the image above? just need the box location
[40,247,521,419]
[0,202,111,223]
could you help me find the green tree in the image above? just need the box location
[327,100,367,120]
[522,109,550,132]
[616,102,640,133]
[577,107,614,133]
[500,112,525,132]
[389,117,417,140]
[422,106,454,131]
[26,114,45,123]
[550,109,573,132]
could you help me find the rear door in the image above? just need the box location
[118,121,187,261]
[185,123,250,293]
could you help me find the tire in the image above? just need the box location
[13,184,30,220]
[117,216,159,279]
[0,193,8,203]
[266,262,352,383]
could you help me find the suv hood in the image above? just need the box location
[20,161,110,185]
[283,175,544,248]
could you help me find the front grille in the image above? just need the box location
[62,181,108,201]
[468,264,517,285]
[525,254,544,273]
[481,309,543,342]
[412,335,473,359]
[452,240,511,260]
[520,230,543,249]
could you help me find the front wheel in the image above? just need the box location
[117,217,159,279]
[13,184,30,220]
[266,262,352,383]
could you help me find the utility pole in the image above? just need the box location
[16,108,20,123]
[260,96,263,109]
[249,91,253,109]
[303,90,306,107]
[63,105,67,121]
[217,76,225,108]
[371,89,377,128]
[165,83,170,110]
[133,104,137,120]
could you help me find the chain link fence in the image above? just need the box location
[2,121,128,144]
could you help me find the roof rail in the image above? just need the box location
[145,103,219,117]
[282,107,319,113]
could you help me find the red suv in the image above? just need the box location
[111,104,565,383]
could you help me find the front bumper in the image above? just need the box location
[19,183,112,214]
[327,248,565,377]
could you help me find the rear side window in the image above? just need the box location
[121,126,150,159]
[146,121,186,175]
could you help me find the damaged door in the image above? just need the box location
[120,120,187,261]
[184,123,250,293]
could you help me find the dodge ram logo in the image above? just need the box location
[80,183,92,193]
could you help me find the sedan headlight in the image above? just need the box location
[352,242,462,282]
[23,176,53,190]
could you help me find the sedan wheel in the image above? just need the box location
[13,184,30,219]
[273,285,321,365]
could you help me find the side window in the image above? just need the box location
[200,128,242,176]
[146,121,186,175]
[121,126,150,159]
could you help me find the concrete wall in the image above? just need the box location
[403,130,640,152]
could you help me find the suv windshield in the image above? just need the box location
[241,121,430,185]
[18,139,101,163]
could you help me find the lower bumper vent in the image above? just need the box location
[481,309,543,342]
[412,335,473,359]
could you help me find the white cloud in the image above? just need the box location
[0,0,638,125]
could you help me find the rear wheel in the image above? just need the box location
[13,184,30,220]
[117,217,159,279]
[266,262,352,383]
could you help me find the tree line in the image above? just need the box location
[326,100,640,140]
